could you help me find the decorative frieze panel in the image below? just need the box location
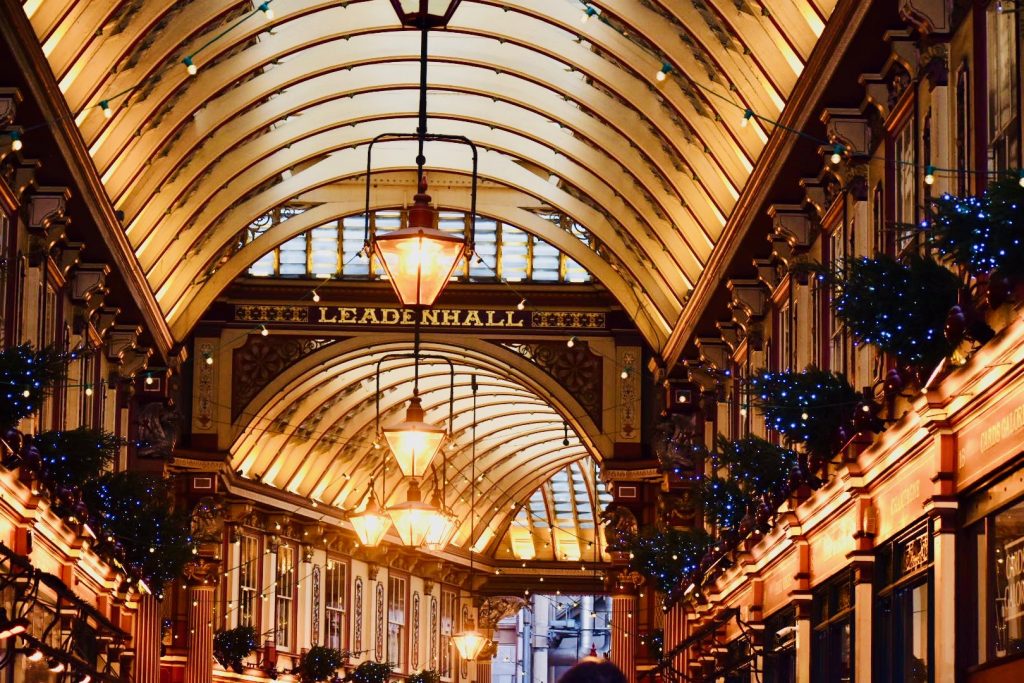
[501,341,603,428]
[231,336,339,421]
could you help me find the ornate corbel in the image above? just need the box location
[70,263,110,327]
[768,204,815,247]
[59,242,84,276]
[94,307,120,339]
[753,258,782,291]
[899,0,951,34]
[727,280,769,330]
[695,337,730,371]
[714,321,742,353]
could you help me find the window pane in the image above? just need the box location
[342,215,370,277]
[249,250,276,277]
[531,239,560,281]
[310,225,340,277]
[471,218,498,279]
[279,235,307,277]
[501,225,529,282]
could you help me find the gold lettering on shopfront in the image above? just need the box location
[312,307,527,328]
[980,404,1024,452]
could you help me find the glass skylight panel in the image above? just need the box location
[470,218,497,279]
[278,235,307,276]
[532,240,560,281]
[249,251,275,276]
[341,216,369,277]
[310,225,340,277]
[501,225,529,282]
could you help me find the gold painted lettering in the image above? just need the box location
[318,307,338,323]
[464,310,482,326]
[505,311,525,327]
[401,309,416,325]
[485,311,504,326]
[422,310,439,325]
[339,308,358,324]
[441,310,460,325]
[381,309,400,324]
[359,309,380,324]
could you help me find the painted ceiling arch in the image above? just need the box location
[22,0,838,354]
[228,334,610,558]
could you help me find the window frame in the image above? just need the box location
[274,542,297,652]
[324,556,349,652]
[237,532,262,631]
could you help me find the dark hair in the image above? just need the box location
[556,660,628,683]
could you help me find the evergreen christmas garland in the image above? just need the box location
[31,428,121,490]
[0,345,70,430]
[409,671,442,683]
[715,435,797,498]
[299,646,348,683]
[213,625,258,673]
[698,477,750,530]
[626,526,711,596]
[832,255,959,369]
[344,660,392,683]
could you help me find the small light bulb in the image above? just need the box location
[741,109,754,127]
[924,165,935,185]
[22,390,30,398]
[260,325,269,337]
[801,411,809,420]
[620,369,629,379]
[145,375,154,386]
[740,406,748,417]
[259,2,274,20]
[9,132,22,151]
[100,100,113,118]
[830,143,843,165]
[517,299,526,311]
[183,56,197,75]
[1018,170,1024,188]
[312,291,321,303]
[567,336,577,348]
[204,355,214,366]
[656,63,671,82]
[85,386,94,396]
[861,404,871,412]
[580,6,596,23]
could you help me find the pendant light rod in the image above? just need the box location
[374,353,455,441]
[416,20,429,185]
[469,374,477,574]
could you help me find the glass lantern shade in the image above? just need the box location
[388,497,438,547]
[373,183,465,308]
[349,496,391,547]
[389,0,463,27]
[383,396,447,479]
[421,501,458,551]
[452,620,489,660]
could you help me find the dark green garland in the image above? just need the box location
[82,471,196,593]
[213,625,258,672]
[832,255,959,369]
[344,660,392,683]
[0,345,69,430]
[698,477,750,530]
[408,671,441,683]
[928,173,1024,278]
[715,435,797,497]
[32,428,121,490]
[299,646,348,683]
[749,367,862,459]
[626,526,711,595]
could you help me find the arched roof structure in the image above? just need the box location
[25,0,836,354]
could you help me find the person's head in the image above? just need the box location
[556,659,628,683]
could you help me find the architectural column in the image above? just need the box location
[794,599,812,683]
[184,561,219,683]
[932,508,957,683]
[663,602,687,679]
[531,594,550,682]
[610,575,639,683]
[580,595,595,655]
[134,593,162,683]
[476,659,492,683]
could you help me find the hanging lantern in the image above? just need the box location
[373,179,466,308]
[388,0,463,27]
[349,491,391,547]
[388,481,439,547]
[452,615,489,660]
[383,394,447,478]
[421,489,458,551]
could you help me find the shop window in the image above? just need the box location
[764,607,797,683]
[325,558,347,651]
[894,120,918,255]
[987,1,1021,172]
[812,570,855,682]
[238,534,261,630]
[388,575,407,671]
[875,524,932,683]
[966,496,1024,667]
[275,543,296,650]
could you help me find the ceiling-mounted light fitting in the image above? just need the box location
[349,486,391,547]
[389,0,463,27]
[388,480,438,547]
[452,614,488,660]
[383,394,447,478]
[372,179,466,308]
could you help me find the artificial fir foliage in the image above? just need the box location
[82,471,196,592]
[715,435,797,497]
[698,477,750,530]
[831,255,960,369]
[929,173,1024,279]
[0,345,69,430]
[749,367,862,460]
[408,671,442,683]
[344,660,392,683]
[626,525,711,596]
[299,646,348,683]
[32,428,121,490]
[213,625,258,673]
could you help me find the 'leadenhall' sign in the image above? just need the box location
[234,305,606,330]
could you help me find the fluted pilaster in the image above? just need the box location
[134,594,162,683]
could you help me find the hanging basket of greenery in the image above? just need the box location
[831,255,960,370]
[299,646,348,683]
[32,428,122,490]
[928,173,1024,281]
[82,471,196,593]
[698,477,750,531]
[0,345,69,430]
[213,625,258,673]
[715,435,797,498]
[344,660,392,683]
[749,367,863,461]
[409,671,442,683]
[626,525,711,596]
